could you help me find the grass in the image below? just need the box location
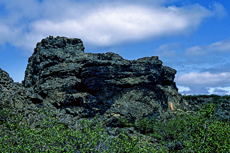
[0,94,230,152]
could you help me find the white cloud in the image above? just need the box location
[28,3,212,47]
[209,2,227,19]
[0,24,9,45]
[0,0,219,55]
[176,71,230,95]
[184,46,206,56]
[207,39,230,52]
[184,38,230,57]
[175,72,230,87]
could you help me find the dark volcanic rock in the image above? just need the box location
[0,68,14,86]
[1,36,230,151]
[1,36,198,140]
[0,68,32,109]
[22,36,190,125]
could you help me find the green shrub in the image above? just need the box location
[152,102,230,152]
[1,97,230,152]
[117,101,230,152]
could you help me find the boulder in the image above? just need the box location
[1,36,192,138]
[0,68,30,110]
[0,68,14,87]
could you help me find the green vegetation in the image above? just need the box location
[0,95,230,152]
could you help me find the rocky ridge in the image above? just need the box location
[1,36,229,141]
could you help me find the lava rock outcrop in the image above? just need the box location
[22,36,190,125]
[1,36,193,137]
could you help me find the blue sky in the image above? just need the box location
[0,0,230,96]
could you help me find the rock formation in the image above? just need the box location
[3,36,229,139]
[22,36,190,124]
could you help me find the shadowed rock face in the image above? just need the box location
[0,36,191,138]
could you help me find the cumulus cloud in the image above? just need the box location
[160,37,230,95]
[175,72,230,95]
[0,0,223,55]
[28,3,213,47]
[175,72,230,87]
[185,38,230,57]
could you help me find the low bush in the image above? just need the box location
[0,97,229,152]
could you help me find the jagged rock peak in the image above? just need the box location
[34,35,85,52]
